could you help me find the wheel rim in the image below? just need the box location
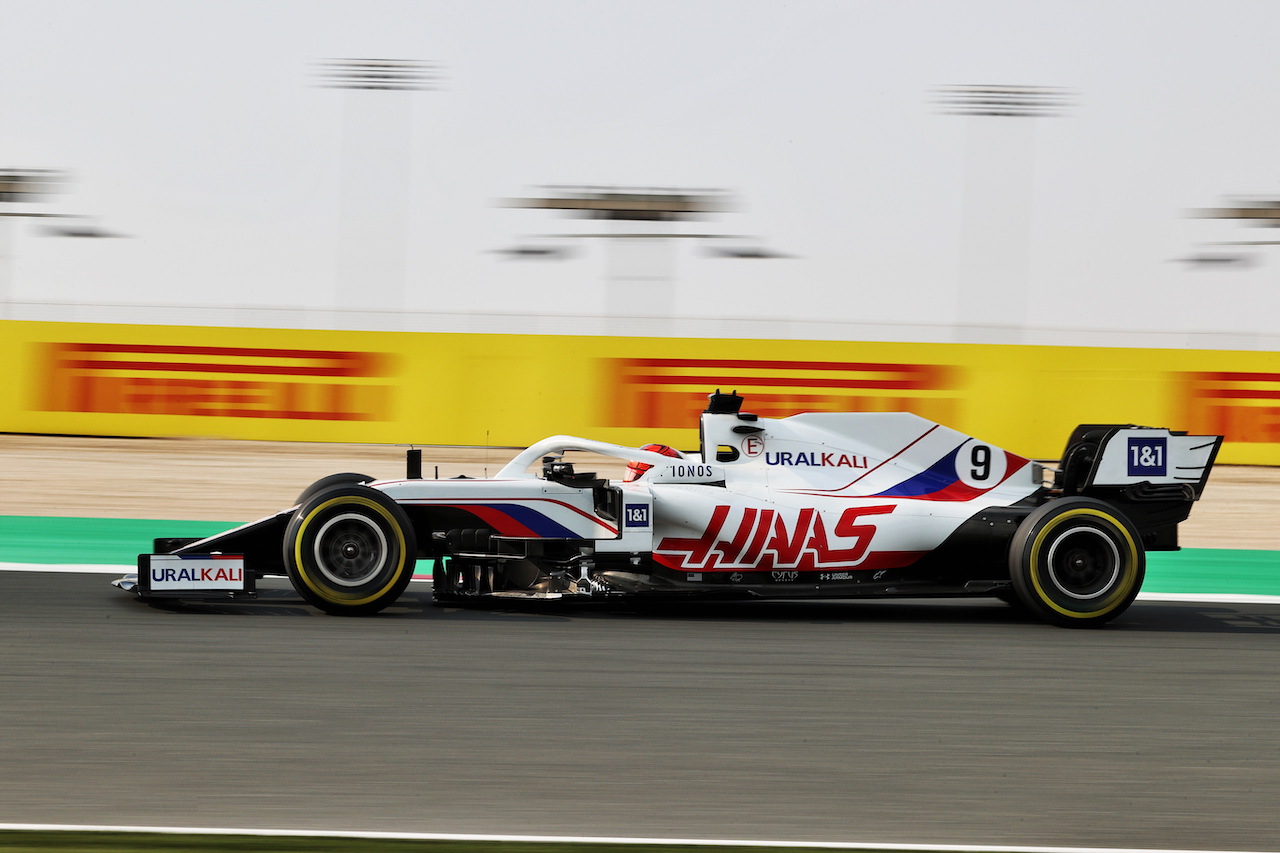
[313,512,389,587]
[1046,525,1120,600]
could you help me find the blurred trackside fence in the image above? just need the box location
[2,318,1279,464]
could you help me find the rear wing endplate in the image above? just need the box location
[1058,424,1222,498]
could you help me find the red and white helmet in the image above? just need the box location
[624,443,683,482]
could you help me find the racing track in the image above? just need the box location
[2,571,1278,850]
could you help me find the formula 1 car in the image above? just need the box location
[115,391,1221,627]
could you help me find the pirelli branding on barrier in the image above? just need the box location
[7,318,1280,464]
[607,357,962,428]
[1180,371,1280,444]
[39,342,396,421]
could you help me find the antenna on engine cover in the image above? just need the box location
[704,389,744,415]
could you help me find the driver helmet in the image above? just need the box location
[624,443,683,482]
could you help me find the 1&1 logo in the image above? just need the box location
[1127,437,1167,476]
[624,504,651,529]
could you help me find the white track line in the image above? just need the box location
[0,825,1272,853]
[2,563,1277,604]
[1137,591,1280,604]
[0,562,130,573]
[0,561,435,583]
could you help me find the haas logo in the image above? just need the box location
[656,505,895,571]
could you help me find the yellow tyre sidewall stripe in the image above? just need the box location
[1028,507,1139,620]
[293,495,409,606]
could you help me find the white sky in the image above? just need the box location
[3,0,1279,342]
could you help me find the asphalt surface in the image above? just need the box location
[2,572,1279,850]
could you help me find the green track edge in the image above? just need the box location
[2,515,1279,597]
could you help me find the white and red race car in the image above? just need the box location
[116,391,1221,627]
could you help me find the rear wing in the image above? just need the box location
[1057,424,1222,499]
[1054,424,1223,551]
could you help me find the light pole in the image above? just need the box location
[315,59,442,321]
[936,85,1073,343]
[315,58,440,92]
[1181,198,1280,267]
[1192,199,1280,244]
[504,185,786,329]
[935,85,1072,118]
[0,169,69,319]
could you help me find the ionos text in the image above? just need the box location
[664,464,716,478]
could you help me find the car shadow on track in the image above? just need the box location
[490,597,1280,634]
[135,583,1280,634]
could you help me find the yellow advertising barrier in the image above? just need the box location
[3,318,1280,464]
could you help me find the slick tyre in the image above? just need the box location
[295,473,375,507]
[1008,497,1144,628]
[284,485,417,616]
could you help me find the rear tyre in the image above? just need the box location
[1008,497,1144,628]
[284,485,416,615]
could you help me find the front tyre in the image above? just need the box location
[295,472,375,507]
[284,485,417,615]
[1008,497,1144,628]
